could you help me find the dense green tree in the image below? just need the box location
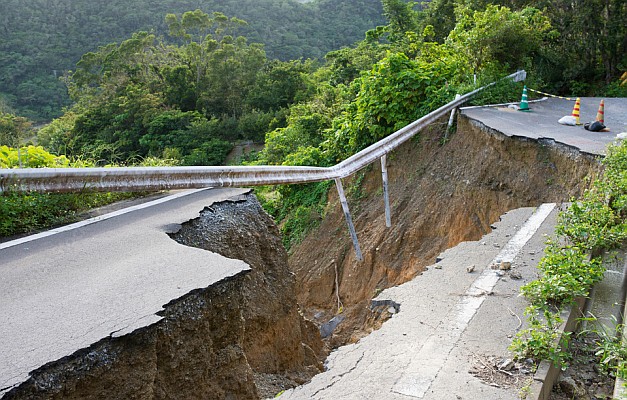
[417,0,457,43]
[0,0,385,120]
[0,112,32,147]
[247,60,315,112]
[381,0,419,40]
[325,50,461,160]
[447,5,553,75]
[416,0,626,94]
[260,103,332,165]
[40,10,319,165]
[529,0,626,90]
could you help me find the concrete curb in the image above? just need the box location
[614,297,627,399]
[613,249,627,399]
[528,297,586,400]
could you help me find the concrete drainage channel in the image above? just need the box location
[530,249,627,400]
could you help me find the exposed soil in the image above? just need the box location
[289,115,602,351]
[170,194,326,397]
[3,115,605,399]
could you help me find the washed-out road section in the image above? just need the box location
[281,204,559,399]
[0,187,250,395]
[462,97,627,155]
[280,97,627,399]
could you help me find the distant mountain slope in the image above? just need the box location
[0,0,385,120]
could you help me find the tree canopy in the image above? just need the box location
[3,0,626,245]
[0,0,385,121]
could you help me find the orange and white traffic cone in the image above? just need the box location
[595,99,605,124]
[571,98,582,125]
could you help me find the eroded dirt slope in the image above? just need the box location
[3,115,603,399]
[290,115,602,348]
[170,194,326,396]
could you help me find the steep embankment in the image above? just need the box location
[170,194,325,396]
[4,194,323,400]
[290,115,602,348]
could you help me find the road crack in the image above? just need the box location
[311,350,366,397]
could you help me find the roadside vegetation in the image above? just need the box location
[1,0,627,389]
[0,145,175,238]
[511,139,627,381]
[1,0,625,245]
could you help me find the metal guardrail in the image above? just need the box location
[0,70,526,260]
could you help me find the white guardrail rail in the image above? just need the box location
[0,70,526,260]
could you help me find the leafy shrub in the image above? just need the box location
[328,52,457,159]
[520,242,603,308]
[0,112,32,147]
[510,306,571,368]
[512,139,627,367]
[0,191,136,238]
[182,139,233,166]
[0,145,70,168]
[257,181,332,250]
[1,146,173,239]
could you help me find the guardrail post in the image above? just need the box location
[334,178,363,261]
[446,94,462,140]
[381,155,391,228]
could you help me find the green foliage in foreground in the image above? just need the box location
[510,306,571,368]
[520,242,604,308]
[511,139,627,370]
[0,146,173,239]
[257,181,332,250]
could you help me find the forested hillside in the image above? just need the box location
[0,0,385,120]
[1,0,625,240]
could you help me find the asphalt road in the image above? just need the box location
[461,97,627,156]
[0,187,250,394]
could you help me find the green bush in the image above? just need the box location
[510,306,571,368]
[520,242,603,308]
[182,139,233,166]
[257,181,332,250]
[0,145,70,168]
[0,191,137,238]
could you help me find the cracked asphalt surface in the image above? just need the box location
[461,97,627,156]
[0,187,249,394]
